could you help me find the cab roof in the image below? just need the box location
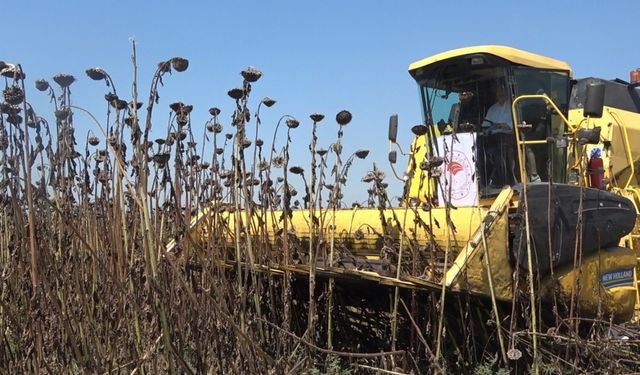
[409,45,572,77]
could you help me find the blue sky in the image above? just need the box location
[3,1,639,204]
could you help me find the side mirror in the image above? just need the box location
[584,82,605,118]
[388,150,397,164]
[388,114,398,143]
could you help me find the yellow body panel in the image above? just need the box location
[407,134,435,201]
[181,204,486,259]
[409,45,572,76]
[446,187,513,300]
[542,247,637,322]
[569,107,640,189]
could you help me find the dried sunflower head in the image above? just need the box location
[88,136,100,146]
[289,166,304,175]
[1,64,25,80]
[53,74,75,88]
[286,118,299,129]
[355,149,370,159]
[316,149,328,157]
[261,97,276,107]
[241,66,262,83]
[54,107,72,121]
[272,155,286,168]
[507,348,522,360]
[3,86,24,105]
[85,67,107,81]
[361,169,385,183]
[35,79,50,92]
[227,88,244,100]
[170,57,189,72]
[153,153,171,166]
[258,160,269,171]
[310,113,325,122]
[255,138,263,147]
[209,107,221,116]
[336,110,352,126]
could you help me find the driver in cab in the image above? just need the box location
[480,81,517,188]
[482,82,512,134]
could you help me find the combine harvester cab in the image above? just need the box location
[169,45,640,323]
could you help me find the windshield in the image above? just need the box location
[416,67,570,198]
[419,67,511,151]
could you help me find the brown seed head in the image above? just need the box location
[170,57,189,72]
[3,86,24,105]
[261,97,276,107]
[289,166,304,175]
[355,149,370,159]
[85,67,107,81]
[53,74,75,88]
[286,118,300,129]
[241,66,262,83]
[1,64,25,79]
[35,79,50,92]
[336,110,352,126]
[227,88,244,100]
[310,113,325,122]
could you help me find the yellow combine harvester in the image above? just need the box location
[170,45,640,322]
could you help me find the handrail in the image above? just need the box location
[608,109,636,189]
[510,94,573,185]
[512,94,574,133]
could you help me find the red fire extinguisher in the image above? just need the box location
[589,148,604,189]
